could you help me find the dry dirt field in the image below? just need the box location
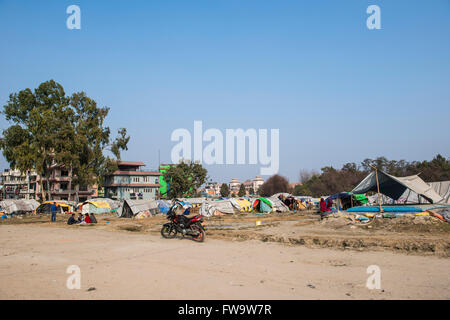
[1,212,449,299]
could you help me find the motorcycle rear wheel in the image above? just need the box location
[191,225,205,242]
[161,225,177,239]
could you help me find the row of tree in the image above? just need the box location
[292,155,450,197]
[0,80,129,201]
[163,155,450,199]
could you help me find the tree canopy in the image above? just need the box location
[0,80,129,201]
[259,174,290,197]
[220,183,230,197]
[238,183,246,197]
[162,160,208,199]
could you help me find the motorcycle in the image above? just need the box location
[161,200,206,242]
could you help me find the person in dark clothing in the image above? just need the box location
[90,213,97,224]
[51,203,58,222]
[67,213,76,225]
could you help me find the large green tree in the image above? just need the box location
[163,160,208,199]
[0,80,129,201]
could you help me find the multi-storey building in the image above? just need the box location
[103,161,162,201]
[0,169,37,200]
[0,166,97,202]
[42,164,97,202]
[229,178,241,194]
[252,176,265,193]
[202,182,221,197]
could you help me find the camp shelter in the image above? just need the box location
[279,195,306,211]
[352,170,443,204]
[326,192,369,210]
[396,180,450,204]
[200,199,237,217]
[267,196,290,212]
[272,192,292,199]
[35,201,73,214]
[120,199,159,218]
[253,197,273,213]
[0,199,40,215]
[230,198,253,213]
[157,200,171,214]
[88,198,121,210]
[80,200,111,215]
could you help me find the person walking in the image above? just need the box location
[51,202,57,222]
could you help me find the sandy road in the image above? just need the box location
[0,224,449,299]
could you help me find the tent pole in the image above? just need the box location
[369,164,383,213]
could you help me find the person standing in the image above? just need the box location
[319,198,327,213]
[51,202,57,222]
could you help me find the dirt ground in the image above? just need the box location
[1,212,449,299]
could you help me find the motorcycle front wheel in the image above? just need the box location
[161,224,177,239]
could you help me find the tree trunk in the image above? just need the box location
[39,178,45,202]
[45,173,52,201]
[68,166,73,202]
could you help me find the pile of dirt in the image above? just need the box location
[362,215,450,234]
[318,214,450,234]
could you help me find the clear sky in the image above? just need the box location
[1,0,449,183]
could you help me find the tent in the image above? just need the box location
[35,201,73,214]
[1,199,40,215]
[88,198,121,210]
[80,200,111,215]
[253,197,273,213]
[326,192,369,210]
[396,180,450,204]
[230,198,253,213]
[157,200,171,214]
[200,199,237,217]
[267,196,290,212]
[120,199,160,218]
[352,170,443,204]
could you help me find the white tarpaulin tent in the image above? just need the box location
[352,170,443,204]
[394,180,450,204]
[119,199,159,218]
[0,199,40,215]
[200,200,237,217]
[267,196,290,212]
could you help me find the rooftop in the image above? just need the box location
[118,161,146,167]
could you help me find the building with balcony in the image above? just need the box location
[0,166,97,202]
[103,161,162,201]
[0,169,37,200]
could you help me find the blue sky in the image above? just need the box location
[1,0,449,183]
